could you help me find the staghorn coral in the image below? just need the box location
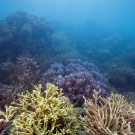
[80,90,135,135]
[7,83,81,135]
[0,111,9,133]
[0,105,15,133]
[0,56,41,94]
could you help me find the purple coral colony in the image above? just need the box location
[39,59,109,106]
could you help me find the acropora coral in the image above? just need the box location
[7,83,81,135]
[80,90,135,135]
[0,110,9,133]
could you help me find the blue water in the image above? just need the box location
[1,0,135,34]
[1,0,135,65]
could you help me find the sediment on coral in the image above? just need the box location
[80,90,135,135]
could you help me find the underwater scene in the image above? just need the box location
[0,0,135,134]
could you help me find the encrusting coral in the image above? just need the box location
[80,90,135,135]
[6,83,81,135]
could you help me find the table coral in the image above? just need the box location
[80,90,135,135]
[8,83,81,135]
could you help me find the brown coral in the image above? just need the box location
[80,90,135,135]
[0,56,41,94]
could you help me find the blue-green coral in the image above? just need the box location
[7,83,81,135]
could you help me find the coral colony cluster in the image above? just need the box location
[80,90,135,134]
[0,11,53,63]
[0,11,135,135]
[39,59,109,106]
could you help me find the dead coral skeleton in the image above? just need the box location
[80,90,135,135]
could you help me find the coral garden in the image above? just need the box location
[108,67,135,92]
[0,10,53,63]
[9,83,81,135]
[80,90,135,134]
[0,11,135,135]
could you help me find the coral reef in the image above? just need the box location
[125,51,135,68]
[108,67,135,92]
[0,110,9,133]
[0,56,40,93]
[94,49,112,62]
[7,83,81,135]
[80,90,135,135]
[122,91,135,104]
[0,10,53,63]
[39,59,109,106]
[51,32,76,54]
[0,104,15,134]
[0,84,14,111]
[0,56,41,111]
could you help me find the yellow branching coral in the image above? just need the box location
[80,90,135,135]
[7,83,81,135]
[0,104,17,133]
[0,110,9,133]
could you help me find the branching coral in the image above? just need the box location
[0,84,14,111]
[0,105,15,133]
[7,83,81,135]
[80,90,135,135]
[0,56,41,95]
[0,110,9,133]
